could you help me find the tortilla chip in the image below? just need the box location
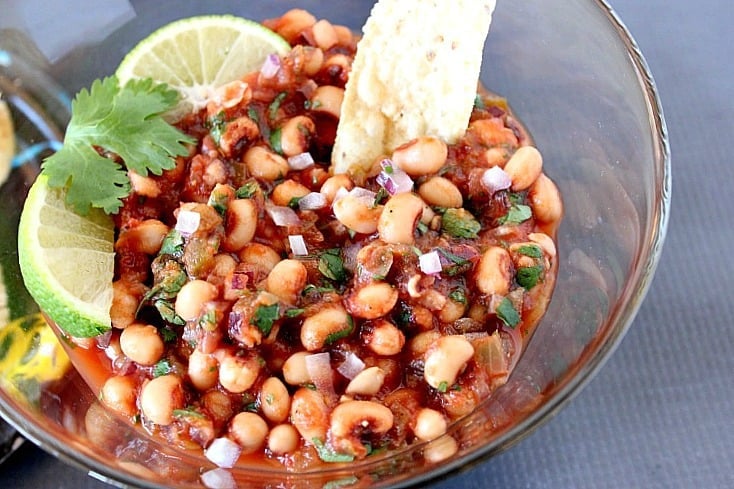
[331,0,496,175]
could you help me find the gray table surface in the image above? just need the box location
[2,0,733,487]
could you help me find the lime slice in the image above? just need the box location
[18,174,114,338]
[116,14,291,120]
[0,313,71,405]
[0,99,14,186]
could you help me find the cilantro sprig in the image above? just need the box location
[42,76,195,215]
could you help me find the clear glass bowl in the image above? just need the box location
[0,0,670,487]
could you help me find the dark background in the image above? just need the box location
[1,0,732,487]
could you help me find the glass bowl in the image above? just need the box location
[0,0,670,487]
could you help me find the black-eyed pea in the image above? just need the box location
[243,146,289,181]
[364,319,405,356]
[111,279,146,330]
[300,306,352,351]
[202,390,234,426]
[310,85,344,119]
[418,176,463,208]
[266,259,308,304]
[529,232,557,259]
[290,387,329,443]
[409,330,441,357]
[391,136,448,176]
[100,375,138,417]
[330,400,394,458]
[420,203,436,225]
[279,115,315,157]
[474,246,512,296]
[139,374,185,425]
[239,243,281,273]
[272,8,316,44]
[346,283,399,320]
[119,324,164,366]
[377,192,424,244]
[260,377,291,423]
[188,349,219,391]
[294,46,324,77]
[504,146,543,191]
[128,170,161,198]
[282,351,311,385]
[423,435,458,464]
[333,24,355,46]
[332,193,382,234]
[483,146,510,167]
[268,424,300,454]
[118,219,169,255]
[219,354,261,393]
[438,298,466,324]
[311,19,338,50]
[413,408,448,441]
[230,412,269,454]
[345,366,386,396]
[423,335,475,390]
[528,173,563,224]
[319,173,354,203]
[175,279,218,321]
[323,53,351,74]
[271,179,311,207]
[222,198,257,252]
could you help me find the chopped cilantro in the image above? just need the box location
[517,265,544,290]
[160,327,178,343]
[500,204,532,225]
[236,181,259,199]
[251,303,280,335]
[207,185,230,215]
[473,94,486,110]
[173,407,205,419]
[288,196,303,209]
[153,359,172,377]
[441,208,481,238]
[268,91,287,121]
[496,297,521,328]
[318,248,347,282]
[206,111,227,145]
[437,381,449,393]
[198,308,217,331]
[154,299,185,325]
[436,247,472,276]
[517,244,543,258]
[373,186,389,206]
[448,288,468,305]
[312,438,355,463]
[159,229,185,256]
[247,105,260,123]
[416,221,429,234]
[269,127,283,154]
[325,315,354,345]
[41,76,195,215]
[285,308,305,318]
[302,283,336,295]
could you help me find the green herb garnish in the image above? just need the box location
[207,111,227,145]
[159,229,185,256]
[312,438,355,463]
[324,315,354,345]
[42,76,195,215]
[153,359,172,377]
[173,407,205,419]
[517,265,544,290]
[500,204,532,225]
[318,248,347,282]
[517,244,543,258]
[441,208,481,238]
[269,127,283,154]
[437,381,449,393]
[251,303,280,335]
[496,297,521,328]
[448,288,468,305]
[268,91,287,121]
[236,181,259,199]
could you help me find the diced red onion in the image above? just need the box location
[298,192,327,210]
[481,166,512,195]
[337,352,365,380]
[376,159,414,195]
[288,152,315,170]
[96,330,112,349]
[504,322,524,373]
[205,437,242,468]
[288,234,309,256]
[260,53,281,79]
[175,209,200,236]
[305,352,334,395]
[201,468,237,489]
[266,204,301,226]
[419,250,443,275]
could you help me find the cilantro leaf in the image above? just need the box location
[517,265,544,290]
[251,303,280,335]
[318,248,347,283]
[496,297,521,328]
[499,204,532,225]
[153,359,173,377]
[312,438,355,463]
[517,244,543,258]
[42,76,195,214]
[441,208,481,238]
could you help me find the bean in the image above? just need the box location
[309,85,344,119]
[332,193,382,234]
[423,335,475,390]
[128,170,160,198]
[423,435,458,464]
[116,219,169,255]
[202,390,234,426]
[243,146,289,181]
[260,377,291,423]
[333,25,356,47]
[504,146,543,191]
[175,279,218,321]
[139,374,184,425]
[266,259,308,304]
[528,173,563,224]
[409,330,441,357]
[319,174,354,203]
[330,400,394,458]
[345,366,386,396]
[474,246,512,296]
[119,324,165,366]
[529,232,557,258]
[363,319,405,356]
[418,176,463,208]
[222,198,258,252]
[413,408,448,441]
[279,115,315,157]
[230,412,269,454]
[239,243,282,273]
[290,387,329,443]
[391,136,448,176]
[346,283,399,320]
[438,298,466,323]
[271,179,311,207]
[268,424,300,454]
[377,192,424,244]
[282,351,312,385]
[301,306,352,351]
[219,116,260,158]
[100,375,138,417]
[111,279,146,329]
[311,19,338,50]
[293,45,324,77]
[272,9,316,44]
[219,354,261,393]
[188,349,219,391]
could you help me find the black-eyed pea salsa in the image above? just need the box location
[65,9,562,470]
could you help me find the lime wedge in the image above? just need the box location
[116,14,291,120]
[18,174,114,338]
[0,99,14,186]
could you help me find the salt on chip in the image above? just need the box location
[0,98,14,186]
[331,0,496,176]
